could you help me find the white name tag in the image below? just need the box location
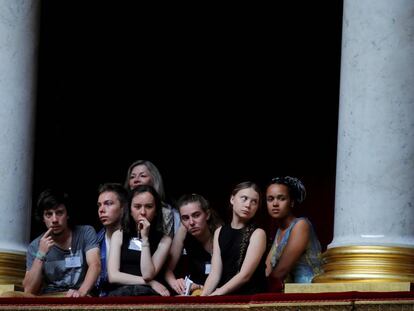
[128,238,142,251]
[205,263,211,274]
[184,276,193,296]
[65,256,81,268]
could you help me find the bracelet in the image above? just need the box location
[35,251,46,262]
[141,241,150,247]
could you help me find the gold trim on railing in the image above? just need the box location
[313,245,414,283]
[0,251,25,285]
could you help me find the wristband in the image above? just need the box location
[35,251,46,262]
[141,241,150,247]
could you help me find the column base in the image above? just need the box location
[0,284,24,296]
[313,245,414,283]
[0,251,25,286]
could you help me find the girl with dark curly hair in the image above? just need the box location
[265,176,323,288]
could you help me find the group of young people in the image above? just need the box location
[23,160,324,297]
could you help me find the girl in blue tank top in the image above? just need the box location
[265,176,323,288]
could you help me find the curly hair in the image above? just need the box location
[36,188,74,228]
[269,176,306,204]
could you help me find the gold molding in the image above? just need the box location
[285,282,411,293]
[313,245,414,283]
[0,251,25,286]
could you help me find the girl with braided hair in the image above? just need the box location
[201,181,267,296]
[265,176,323,288]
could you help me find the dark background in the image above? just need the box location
[32,1,344,250]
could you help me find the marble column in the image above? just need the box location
[0,0,40,286]
[314,0,414,283]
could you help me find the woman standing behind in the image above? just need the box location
[201,181,267,296]
[265,176,323,287]
[124,160,179,236]
[107,185,172,296]
[165,194,222,295]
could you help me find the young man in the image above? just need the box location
[95,183,128,296]
[23,189,100,297]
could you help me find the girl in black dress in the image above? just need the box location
[165,194,222,295]
[201,181,267,295]
[107,185,172,296]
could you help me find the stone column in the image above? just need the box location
[0,0,40,286]
[314,0,414,283]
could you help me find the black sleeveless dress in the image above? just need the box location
[107,229,163,296]
[119,229,163,275]
[183,233,212,285]
[218,224,267,294]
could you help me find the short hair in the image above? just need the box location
[36,188,73,226]
[98,183,129,209]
